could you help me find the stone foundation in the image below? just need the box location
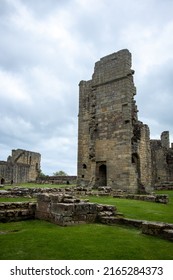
[112,193,168,204]
[142,222,173,241]
[35,193,117,226]
[0,202,36,222]
[0,193,173,242]
[0,186,169,204]
[99,216,173,241]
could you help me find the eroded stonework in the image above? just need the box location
[77,49,173,192]
[0,149,41,184]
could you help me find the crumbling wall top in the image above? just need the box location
[92,49,133,86]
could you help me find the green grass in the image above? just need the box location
[86,190,173,224]
[0,190,173,260]
[0,197,36,203]
[4,183,75,189]
[1,220,173,260]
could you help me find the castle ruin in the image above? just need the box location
[0,149,41,184]
[77,49,173,192]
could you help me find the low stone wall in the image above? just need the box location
[0,187,65,198]
[0,186,169,204]
[154,181,173,190]
[35,193,117,226]
[36,175,77,185]
[0,202,36,222]
[112,193,169,204]
[0,192,173,242]
[99,216,173,241]
[141,221,173,241]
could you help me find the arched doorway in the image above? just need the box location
[98,164,107,186]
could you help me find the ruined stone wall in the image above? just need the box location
[36,175,77,185]
[35,193,116,226]
[0,149,41,184]
[0,202,36,222]
[11,149,41,182]
[136,124,152,192]
[151,132,173,184]
[0,161,13,184]
[78,49,152,192]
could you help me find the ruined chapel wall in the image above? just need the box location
[11,149,41,182]
[0,149,41,184]
[0,161,13,184]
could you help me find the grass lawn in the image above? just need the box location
[1,220,173,260]
[87,190,173,224]
[0,189,173,260]
[0,197,36,203]
[4,183,75,189]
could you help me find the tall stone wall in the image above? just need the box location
[77,49,152,193]
[151,132,173,184]
[0,149,41,184]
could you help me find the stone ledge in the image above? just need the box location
[99,215,173,242]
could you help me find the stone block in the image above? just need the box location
[51,203,74,215]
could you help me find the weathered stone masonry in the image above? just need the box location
[77,49,152,192]
[77,49,173,192]
[0,149,41,184]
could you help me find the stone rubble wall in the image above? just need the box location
[141,221,173,241]
[35,193,117,226]
[0,202,36,222]
[0,191,173,241]
[112,193,168,204]
[0,186,169,204]
[99,216,173,241]
[36,175,77,185]
[154,182,173,190]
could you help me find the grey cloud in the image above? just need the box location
[1,0,173,174]
[136,60,173,137]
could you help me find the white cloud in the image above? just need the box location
[0,69,32,103]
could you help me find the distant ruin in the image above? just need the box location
[77,49,173,192]
[0,149,41,184]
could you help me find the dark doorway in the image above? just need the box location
[1,178,5,184]
[98,164,107,186]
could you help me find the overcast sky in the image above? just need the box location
[0,0,173,175]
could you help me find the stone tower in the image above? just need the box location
[77,49,152,193]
